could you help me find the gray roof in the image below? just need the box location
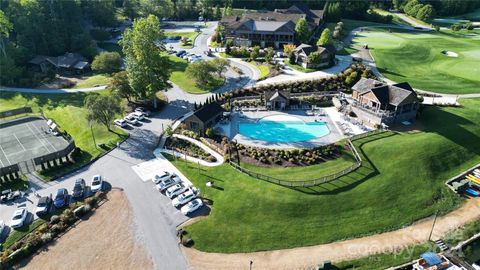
[265,90,290,101]
[352,78,384,93]
[73,61,89,70]
[294,43,315,55]
[354,78,418,106]
[29,53,87,69]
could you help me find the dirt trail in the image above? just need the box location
[184,198,480,270]
[20,190,153,270]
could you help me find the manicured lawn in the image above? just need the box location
[240,150,356,181]
[352,27,480,94]
[285,62,317,73]
[170,99,480,253]
[247,61,270,79]
[1,219,45,251]
[168,56,224,94]
[73,74,111,89]
[0,92,128,179]
[164,32,200,49]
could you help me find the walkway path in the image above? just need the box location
[0,85,107,94]
[394,12,433,30]
[184,198,480,270]
[158,134,224,167]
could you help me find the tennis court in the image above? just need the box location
[0,117,70,167]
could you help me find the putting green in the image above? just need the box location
[353,28,480,94]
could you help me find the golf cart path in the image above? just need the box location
[346,25,480,99]
[157,134,224,167]
[0,85,107,94]
[184,198,480,270]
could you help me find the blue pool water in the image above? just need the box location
[239,119,330,142]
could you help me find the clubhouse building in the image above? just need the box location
[350,78,420,127]
[220,4,324,48]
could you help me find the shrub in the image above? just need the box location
[84,197,98,207]
[92,52,122,73]
[50,215,60,224]
[205,128,214,138]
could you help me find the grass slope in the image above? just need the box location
[168,56,223,94]
[352,27,480,94]
[73,74,111,89]
[164,32,200,49]
[171,99,480,253]
[0,92,127,179]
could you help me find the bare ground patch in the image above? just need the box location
[17,190,153,270]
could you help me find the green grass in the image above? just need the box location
[352,27,480,94]
[334,243,431,269]
[97,42,123,56]
[73,74,111,89]
[240,150,356,181]
[1,219,45,251]
[169,98,480,253]
[373,8,412,26]
[164,32,200,49]
[168,56,224,94]
[285,62,318,73]
[247,61,270,79]
[0,92,128,180]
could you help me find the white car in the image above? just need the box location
[180,198,203,215]
[135,107,150,117]
[124,114,139,125]
[10,208,28,229]
[182,53,194,60]
[91,175,103,193]
[114,119,127,128]
[156,175,181,191]
[172,188,197,207]
[130,111,144,121]
[0,220,4,234]
[165,183,187,199]
[152,171,171,184]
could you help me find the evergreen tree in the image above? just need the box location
[294,18,311,43]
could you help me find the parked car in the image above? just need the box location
[172,188,197,207]
[182,53,194,60]
[129,111,144,121]
[190,57,201,63]
[10,208,28,229]
[35,196,52,215]
[0,220,5,234]
[91,175,103,193]
[72,178,86,199]
[152,171,171,184]
[165,183,187,198]
[204,50,213,56]
[0,189,23,203]
[135,107,150,117]
[180,198,203,215]
[114,119,127,128]
[175,50,186,57]
[124,114,139,125]
[156,175,181,191]
[54,188,69,208]
[187,55,201,62]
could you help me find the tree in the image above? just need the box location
[181,36,189,46]
[109,71,134,102]
[210,58,229,77]
[84,94,122,131]
[283,44,296,55]
[317,29,333,46]
[186,60,215,86]
[84,0,117,27]
[92,52,122,73]
[288,51,296,64]
[0,10,12,57]
[308,52,323,65]
[249,47,259,62]
[196,0,213,19]
[139,0,174,19]
[123,0,140,20]
[120,15,171,108]
[225,39,233,54]
[417,4,435,21]
[265,47,274,63]
[213,5,221,19]
[295,18,311,43]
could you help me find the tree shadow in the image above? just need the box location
[119,128,158,161]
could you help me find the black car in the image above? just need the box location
[72,178,86,199]
[35,196,52,215]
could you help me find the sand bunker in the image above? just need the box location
[441,50,459,57]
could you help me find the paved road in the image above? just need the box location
[394,12,433,30]
[0,85,107,94]
[0,106,190,270]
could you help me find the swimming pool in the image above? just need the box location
[239,115,330,143]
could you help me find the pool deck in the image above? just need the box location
[216,110,344,149]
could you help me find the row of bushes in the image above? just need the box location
[0,192,106,267]
[166,135,217,163]
[218,137,341,167]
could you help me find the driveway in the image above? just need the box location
[0,106,189,270]
[164,21,217,61]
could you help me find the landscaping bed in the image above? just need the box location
[169,99,480,253]
[0,192,107,267]
[165,136,216,163]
